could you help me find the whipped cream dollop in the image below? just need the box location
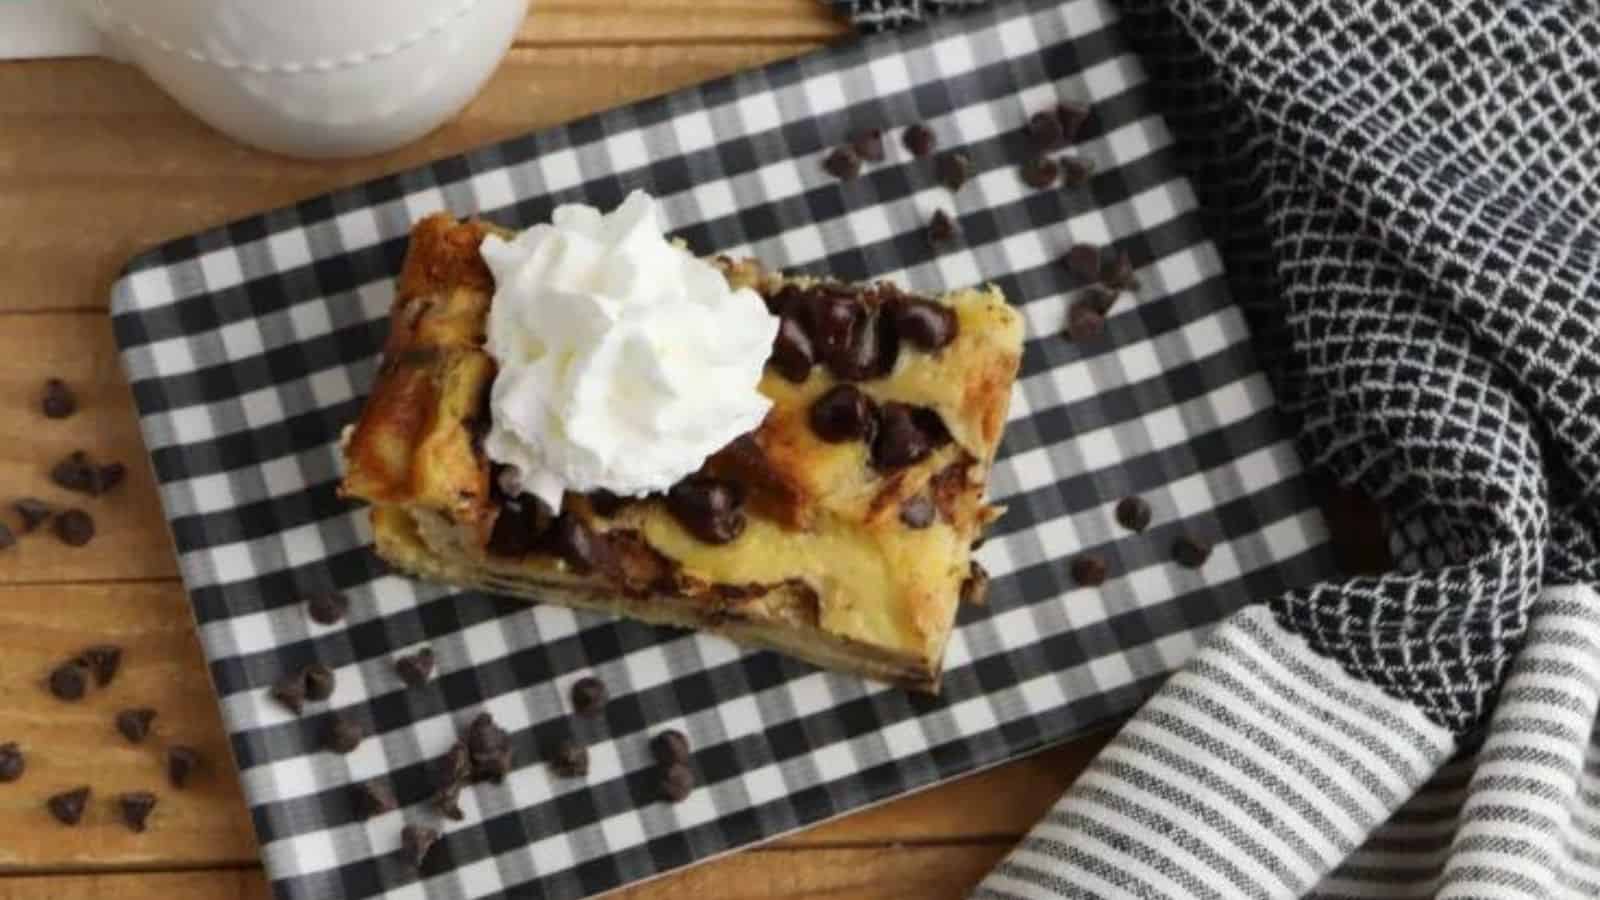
[479,191,779,512]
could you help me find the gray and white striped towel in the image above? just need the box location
[831,0,1600,896]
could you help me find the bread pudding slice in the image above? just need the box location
[339,213,1023,691]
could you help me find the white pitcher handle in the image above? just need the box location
[0,0,113,61]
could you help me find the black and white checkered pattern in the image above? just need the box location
[108,2,1334,897]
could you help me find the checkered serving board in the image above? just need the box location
[108,1,1336,897]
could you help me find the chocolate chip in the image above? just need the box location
[1062,155,1095,187]
[54,508,94,546]
[303,663,336,702]
[1100,250,1137,290]
[352,781,397,819]
[666,477,746,545]
[400,824,441,869]
[50,453,95,494]
[1080,284,1120,315]
[1064,244,1100,282]
[393,648,435,688]
[1173,535,1213,569]
[431,741,470,818]
[547,512,602,573]
[892,299,958,352]
[809,384,878,444]
[324,717,365,754]
[115,708,157,744]
[1065,303,1104,343]
[936,151,973,192]
[270,669,307,714]
[851,129,885,162]
[961,561,990,607]
[0,523,13,551]
[48,660,88,701]
[804,291,863,361]
[47,787,90,826]
[927,209,959,247]
[305,592,348,625]
[42,378,77,419]
[659,762,695,803]
[466,712,513,784]
[493,464,523,500]
[13,498,53,532]
[900,495,936,529]
[871,403,947,470]
[587,489,627,517]
[167,746,200,789]
[118,792,157,832]
[764,284,802,318]
[0,743,24,782]
[1021,155,1060,189]
[823,147,861,181]
[650,729,691,767]
[1057,102,1089,140]
[1070,554,1108,587]
[570,677,608,718]
[433,783,464,820]
[546,734,588,778]
[825,304,895,381]
[770,316,817,383]
[79,644,121,687]
[902,123,936,157]
[97,463,127,493]
[487,493,555,557]
[1116,496,1152,533]
[1027,111,1065,150]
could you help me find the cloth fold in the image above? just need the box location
[829,0,1600,895]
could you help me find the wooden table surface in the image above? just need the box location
[0,3,1382,898]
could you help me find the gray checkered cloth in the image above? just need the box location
[827,0,1600,897]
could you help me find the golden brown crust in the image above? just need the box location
[341,215,1024,691]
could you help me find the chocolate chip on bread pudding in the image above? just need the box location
[338,192,1022,691]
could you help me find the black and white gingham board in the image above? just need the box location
[108,1,1338,897]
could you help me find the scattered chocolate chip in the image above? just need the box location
[270,669,307,714]
[431,741,470,819]
[79,644,121,687]
[823,147,861,181]
[570,677,608,718]
[48,660,88,701]
[1100,250,1137,290]
[352,780,397,819]
[400,824,441,869]
[1115,496,1152,533]
[50,451,96,495]
[486,493,555,557]
[167,746,200,789]
[0,743,24,782]
[42,378,77,419]
[936,152,973,192]
[466,712,513,784]
[305,592,348,626]
[1080,284,1120,315]
[1021,155,1061,189]
[324,717,366,754]
[115,708,157,744]
[891,299,958,351]
[1070,554,1108,587]
[900,495,936,529]
[871,403,947,470]
[1056,102,1089,140]
[54,508,94,546]
[927,209,959,247]
[961,561,991,607]
[1064,244,1100,282]
[303,663,336,702]
[1065,303,1105,343]
[587,489,627,517]
[851,129,885,162]
[666,477,747,545]
[0,523,13,551]
[902,123,936,157]
[546,734,588,778]
[659,762,695,803]
[47,787,90,825]
[96,463,127,494]
[13,498,53,532]
[1173,535,1213,569]
[547,512,601,573]
[809,384,878,444]
[393,648,435,688]
[650,730,691,767]
[770,316,817,382]
[1061,155,1095,187]
[1027,110,1065,149]
[118,792,157,833]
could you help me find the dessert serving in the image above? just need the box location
[339,192,1023,691]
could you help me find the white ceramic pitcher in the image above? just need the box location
[0,0,531,158]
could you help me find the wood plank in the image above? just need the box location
[518,0,850,45]
[0,44,816,314]
[0,843,1010,899]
